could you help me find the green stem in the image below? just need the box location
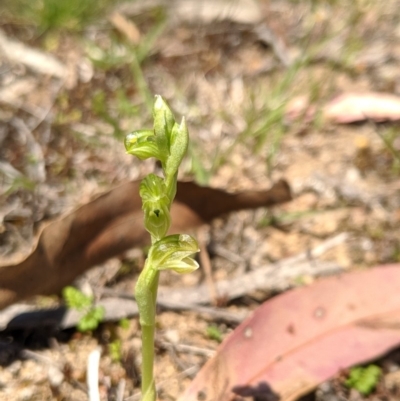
[128,95,194,401]
[165,172,177,203]
[135,262,160,401]
[141,324,156,401]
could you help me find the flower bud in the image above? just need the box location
[140,174,171,240]
[153,95,176,160]
[165,117,189,180]
[124,130,165,164]
[148,234,199,274]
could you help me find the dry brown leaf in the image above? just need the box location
[286,92,400,124]
[0,179,291,310]
[109,12,141,45]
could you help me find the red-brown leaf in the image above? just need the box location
[179,264,400,401]
[285,92,400,124]
[324,92,400,123]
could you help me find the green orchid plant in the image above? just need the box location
[125,95,199,401]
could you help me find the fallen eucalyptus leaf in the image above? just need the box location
[324,92,400,123]
[179,264,400,401]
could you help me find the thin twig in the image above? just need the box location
[99,289,245,323]
[10,117,46,183]
[0,233,348,330]
[87,347,101,401]
[159,233,348,305]
[212,244,246,266]
[160,341,215,358]
[197,226,218,305]
[116,379,126,401]
[21,349,60,367]
[0,29,67,79]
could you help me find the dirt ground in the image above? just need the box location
[1,0,400,400]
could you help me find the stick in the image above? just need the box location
[87,347,101,401]
[0,234,348,330]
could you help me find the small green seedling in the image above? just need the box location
[206,324,223,343]
[109,339,123,363]
[125,95,199,401]
[62,286,105,332]
[345,364,382,395]
[119,318,130,330]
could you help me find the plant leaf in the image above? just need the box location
[149,234,199,274]
[124,130,164,162]
[62,286,93,311]
[345,365,382,395]
[77,306,105,332]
